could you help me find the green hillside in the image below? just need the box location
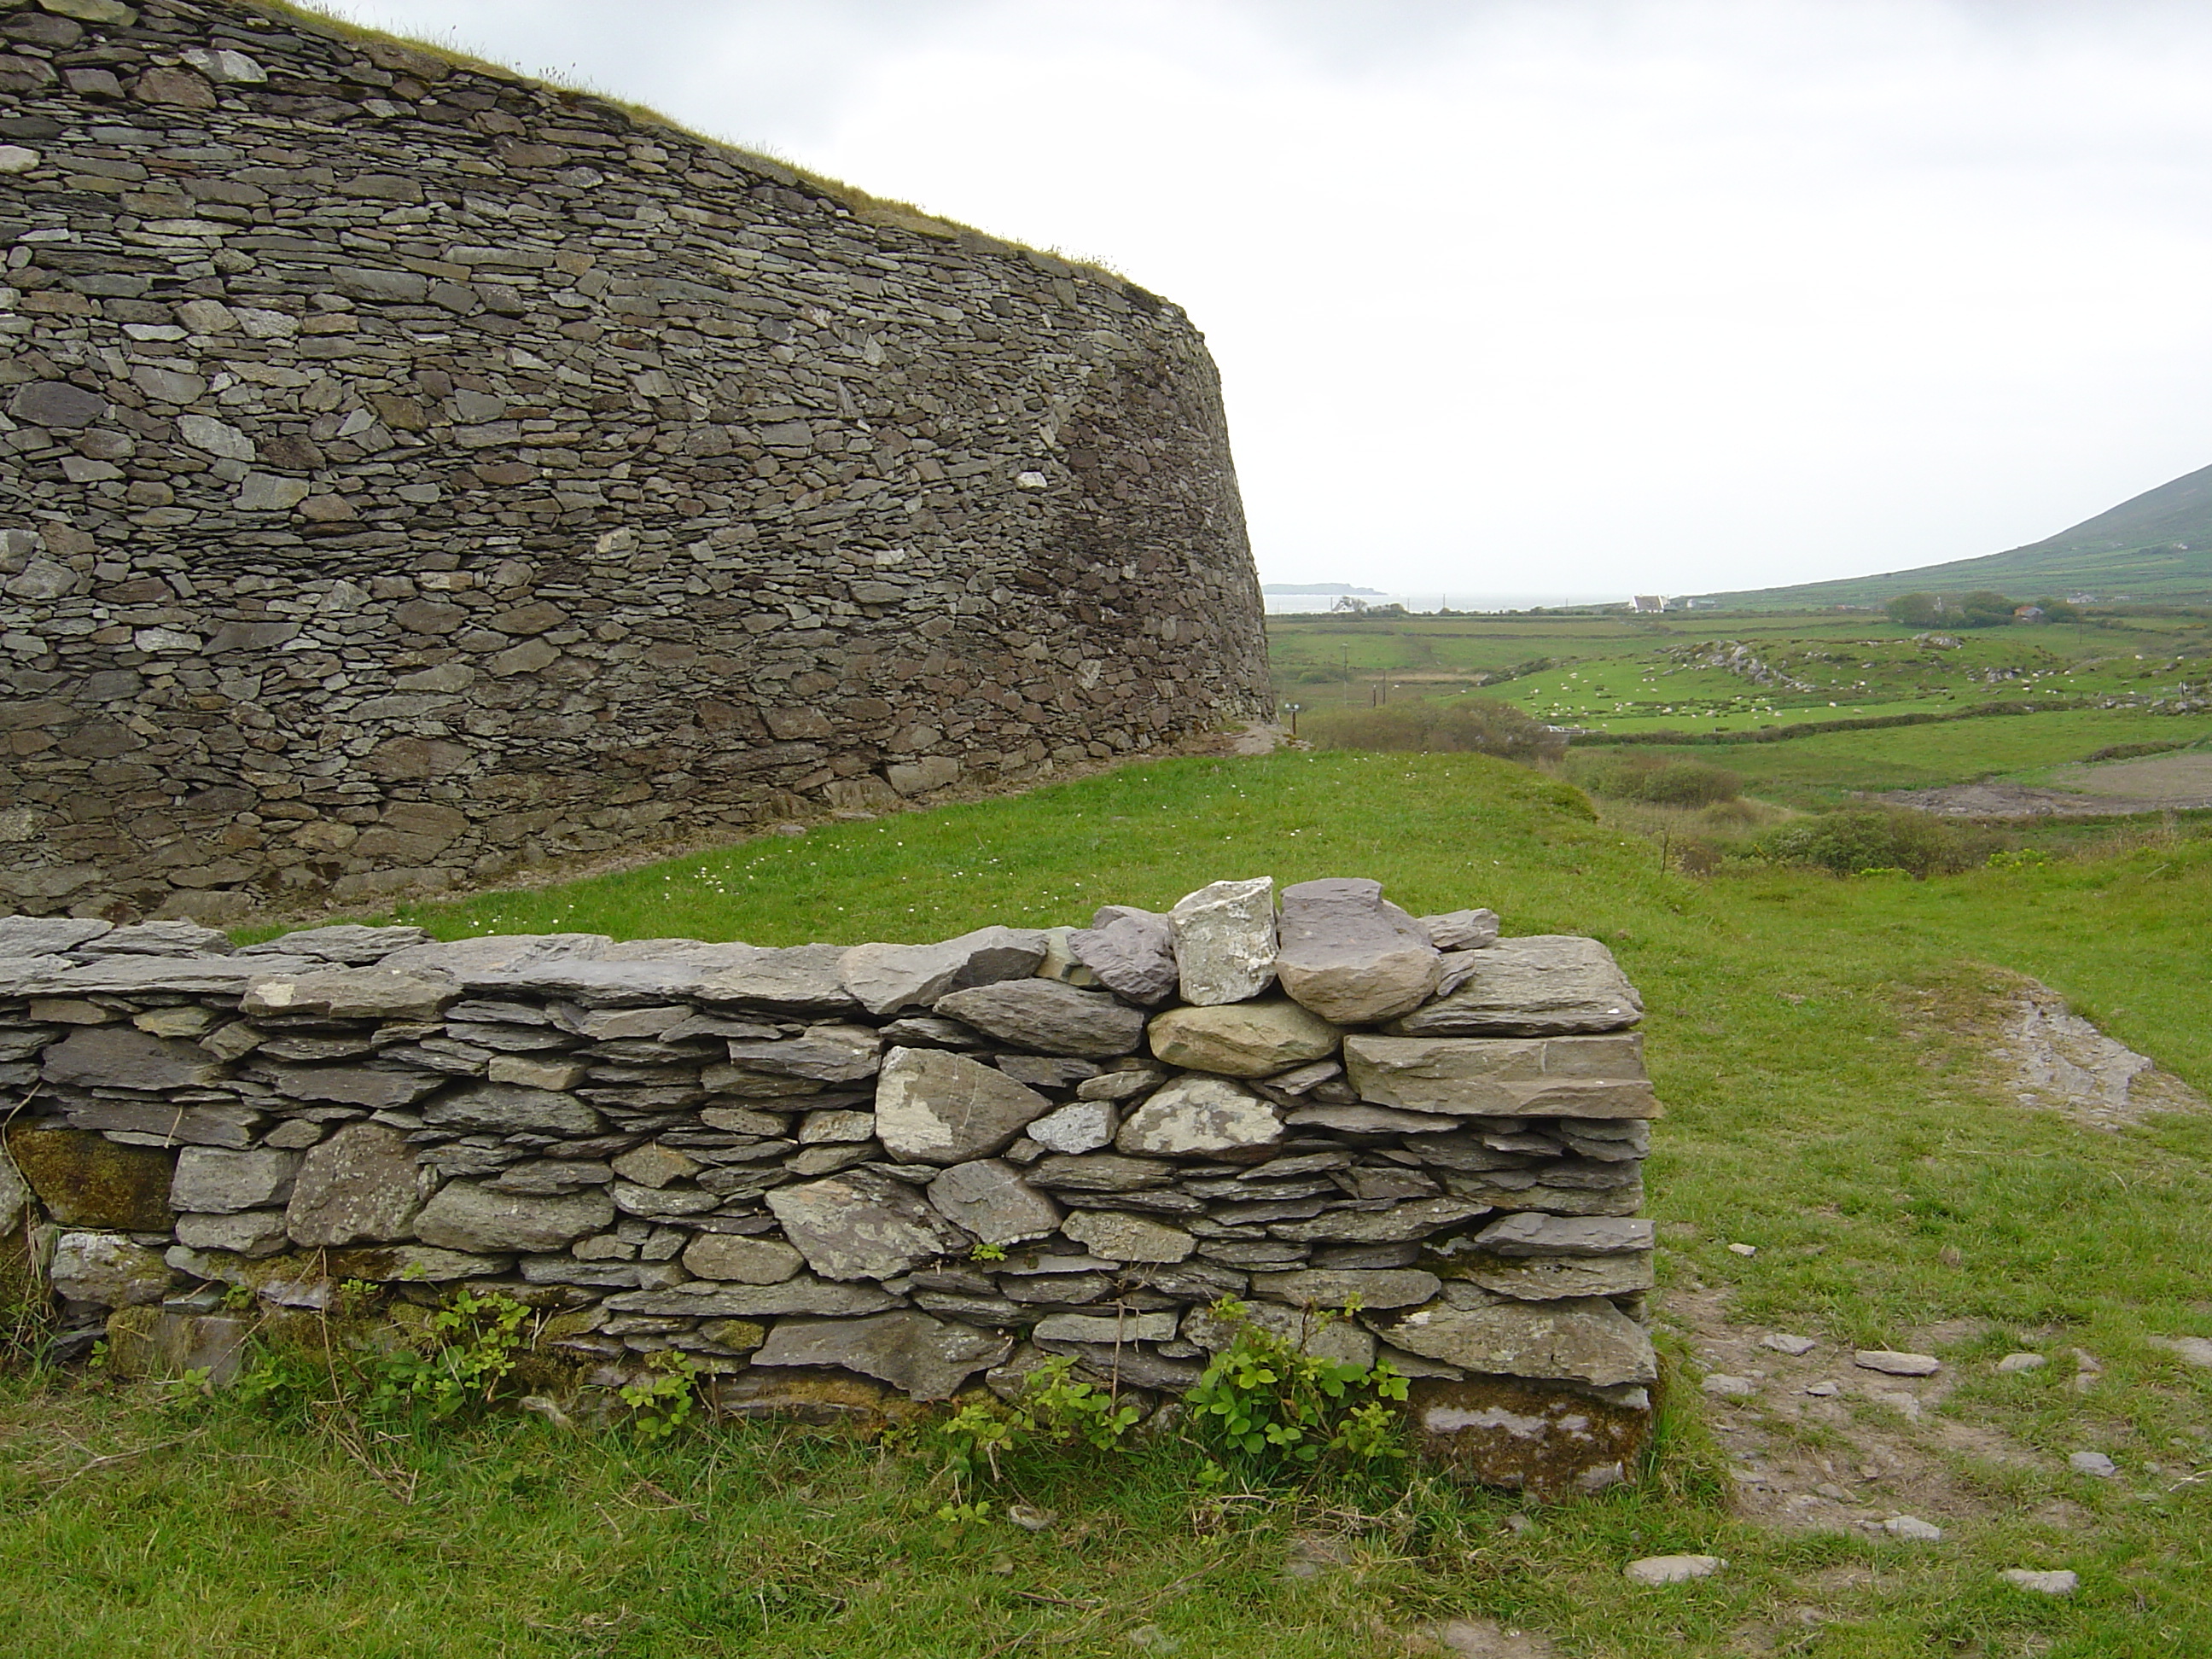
[1693,460,2212,609]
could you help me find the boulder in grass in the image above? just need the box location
[1274,877,1441,1025]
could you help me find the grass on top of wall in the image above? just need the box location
[15,749,2211,1655]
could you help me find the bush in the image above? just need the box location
[1566,753,1743,806]
[1755,807,1998,878]
[1300,697,1563,761]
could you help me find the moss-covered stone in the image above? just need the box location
[1407,1374,1651,1499]
[5,1124,175,1231]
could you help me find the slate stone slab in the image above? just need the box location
[1169,878,1277,1005]
[1269,1197,1491,1243]
[1390,936,1643,1035]
[1420,910,1500,951]
[1146,999,1340,1077]
[236,924,433,964]
[285,1122,424,1247]
[1370,1286,1658,1387]
[1066,905,1179,1006]
[1274,877,1441,1025]
[603,1276,904,1318]
[682,1233,806,1284]
[839,927,1047,1016]
[689,943,859,1012]
[934,980,1146,1057]
[414,1180,614,1253]
[873,1045,1050,1163]
[0,917,111,955]
[171,1147,300,1214]
[926,1158,1062,1246]
[422,1081,606,1137]
[175,1209,291,1257]
[1449,1251,1655,1301]
[49,1231,171,1307]
[1249,1268,1441,1309]
[1059,1208,1194,1263]
[1027,1101,1117,1154]
[766,1169,971,1279]
[1183,1298,1376,1366]
[43,1025,225,1091]
[752,1310,1011,1400]
[1342,1034,1657,1118]
[1115,1074,1283,1156]
[259,1065,444,1109]
[718,1025,882,1083]
[242,968,457,1022]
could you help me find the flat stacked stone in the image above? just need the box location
[0,878,1657,1493]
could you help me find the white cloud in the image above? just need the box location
[316,0,2212,597]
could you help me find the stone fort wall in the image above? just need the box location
[0,0,1271,923]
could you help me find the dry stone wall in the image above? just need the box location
[1,876,1662,1495]
[0,0,1270,924]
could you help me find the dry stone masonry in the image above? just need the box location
[0,0,1270,924]
[0,876,1662,1495]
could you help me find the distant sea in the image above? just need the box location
[1262,591,1626,614]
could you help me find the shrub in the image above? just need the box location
[1300,696,1563,761]
[1755,807,1997,878]
[1566,753,1743,806]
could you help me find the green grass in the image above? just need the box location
[15,750,2212,1655]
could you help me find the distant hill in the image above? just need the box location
[1689,460,2212,609]
[1261,583,1387,595]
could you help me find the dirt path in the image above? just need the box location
[1880,748,2212,818]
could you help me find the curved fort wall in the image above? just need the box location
[0,0,1271,923]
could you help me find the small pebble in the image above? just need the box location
[2000,1569,2078,1596]
[1625,1554,1725,1586]
[1804,1380,1840,1397]
[1871,1389,1922,1421]
[1702,1374,1757,1398]
[1762,1332,1818,1356]
[1727,1242,1758,1257]
[1854,1349,1941,1377]
[2068,1451,2117,1479]
[1883,1515,1944,1541]
[1995,1352,2046,1374]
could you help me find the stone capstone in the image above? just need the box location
[1145,999,1341,1078]
[752,1310,1011,1400]
[839,927,1047,1016]
[1115,1074,1284,1156]
[1273,877,1441,1025]
[933,980,1146,1057]
[283,1122,424,1247]
[1467,1214,1656,1256]
[925,1158,1062,1246]
[872,1045,1050,1164]
[412,1181,615,1253]
[241,968,457,1022]
[1421,910,1500,952]
[765,1169,971,1279]
[1391,936,1643,1035]
[1169,878,1278,1005]
[1066,906,1179,1006]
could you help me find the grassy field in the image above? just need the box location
[1269,608,2212,738]
[12,751,2212,1656]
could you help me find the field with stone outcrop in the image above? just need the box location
[4,749,2209,1656]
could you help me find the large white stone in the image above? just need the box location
[1169,878,1277,1005]
[873,1045,1050,1164]
[1115,1074,1282,1156]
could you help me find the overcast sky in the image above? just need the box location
[315,0,2212,599]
